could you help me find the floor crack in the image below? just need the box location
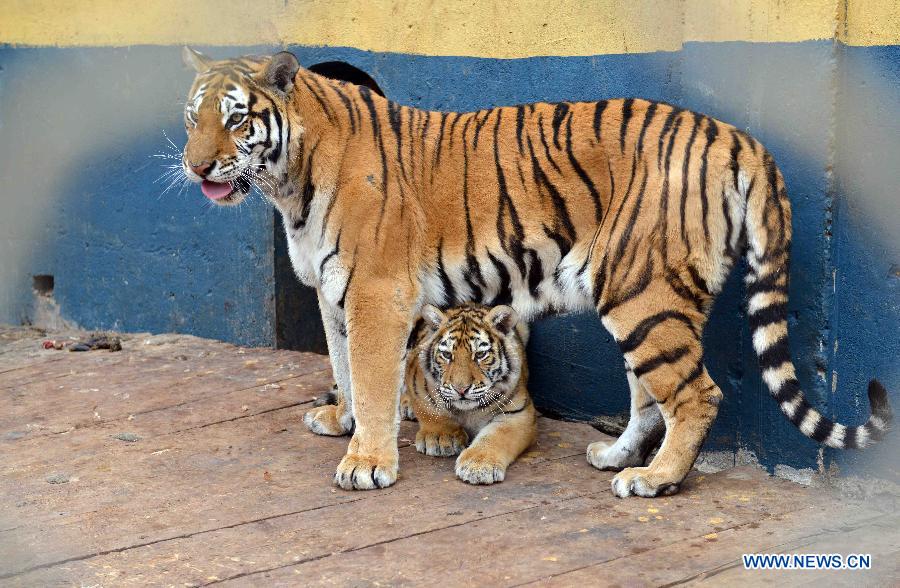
[202,494,590,586]
[1,449,585,580]
[6,368,330,444]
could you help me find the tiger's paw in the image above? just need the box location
[333,450,398,491]
[455,447,507,485]
[586,440,645,471]
[399,393,417,421]
[610,466,681,498]
[415,426,467,457]
[303,404,353,437]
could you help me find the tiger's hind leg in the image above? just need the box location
[304,387,354,436]
[587,362,664,470]
[304,293,354,436]
[398,390,417,421]
[601,294,720,498]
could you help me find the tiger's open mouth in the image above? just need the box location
[200,177,251,205]
[201,180,234,200]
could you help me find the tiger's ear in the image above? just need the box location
[486,305,518,335]
[264,51,300,95]
[182,47,212,73]
[421,305,447,330]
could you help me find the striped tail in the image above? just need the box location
[742,152,893,449]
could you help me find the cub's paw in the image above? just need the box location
[334,450,398,490]
[610,466,681,498]
[303,404,353,437]
[586,440,644,471]
[415,427,467,457]
[399,394,417,421]
[455,447,507,485]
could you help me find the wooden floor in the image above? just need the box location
[1,326,897,587]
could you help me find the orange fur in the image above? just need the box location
[181,49,891,497]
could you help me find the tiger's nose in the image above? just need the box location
[189,160,212,177]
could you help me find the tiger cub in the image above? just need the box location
[405,303,537,485]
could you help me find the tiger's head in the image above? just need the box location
[181,47,299,206]
[418,303,528,411]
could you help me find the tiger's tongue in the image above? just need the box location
[201,180,233,200]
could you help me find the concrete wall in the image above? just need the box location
[1,1,897,480]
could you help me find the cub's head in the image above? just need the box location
[181,47,300,206]
[418,303,527,411]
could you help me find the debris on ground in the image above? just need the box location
[45,473,70,484]
[42,333,122,352]
[70,333,122,352]
[112,432,141,443]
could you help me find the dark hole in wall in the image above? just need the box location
[274,62,385,354]
[307,62,385,96]
[33,274,54,297]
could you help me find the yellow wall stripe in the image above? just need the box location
[841,0,900,47]
[684,0,836,44]
[0,0,897,56]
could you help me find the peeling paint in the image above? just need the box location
[773,464,816,486]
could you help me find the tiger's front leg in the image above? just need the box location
[456,400,537,485]
[409,391,467,457]
[304,291,354,436]
[333,284,414,490]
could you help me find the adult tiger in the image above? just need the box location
[180,48,892,497]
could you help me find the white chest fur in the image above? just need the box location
[277,186,349,308]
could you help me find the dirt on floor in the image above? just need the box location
[1,325,897,587]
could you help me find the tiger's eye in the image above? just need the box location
[475,350,489,361]
[440,350,452,361]
[229,113,244,125]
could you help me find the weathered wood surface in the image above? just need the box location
[1,326,895,587]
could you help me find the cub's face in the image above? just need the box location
[180,48,300,206]
[420,304,522,411]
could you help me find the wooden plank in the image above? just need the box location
[2,346,329,440]
[535,504,895,586]
[1,417,597,583]
[1,366,333,490]
[207,469,835,587]
[3,327,895,588]
[0,358,334,572]
[684,509,900,586]
[0,326,69,373]
[0,351,134,390]
[1,402,348,578]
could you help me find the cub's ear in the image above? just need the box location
[182,47,212,73]
[486,305,518,335]
[421,305,447,330]
[264,51,300,95]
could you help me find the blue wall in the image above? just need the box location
[0,47,276,346]
[1,42,896,478]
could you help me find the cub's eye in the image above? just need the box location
[439,350,452,361]
[475,350,490,361]
[229,113,245,126]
